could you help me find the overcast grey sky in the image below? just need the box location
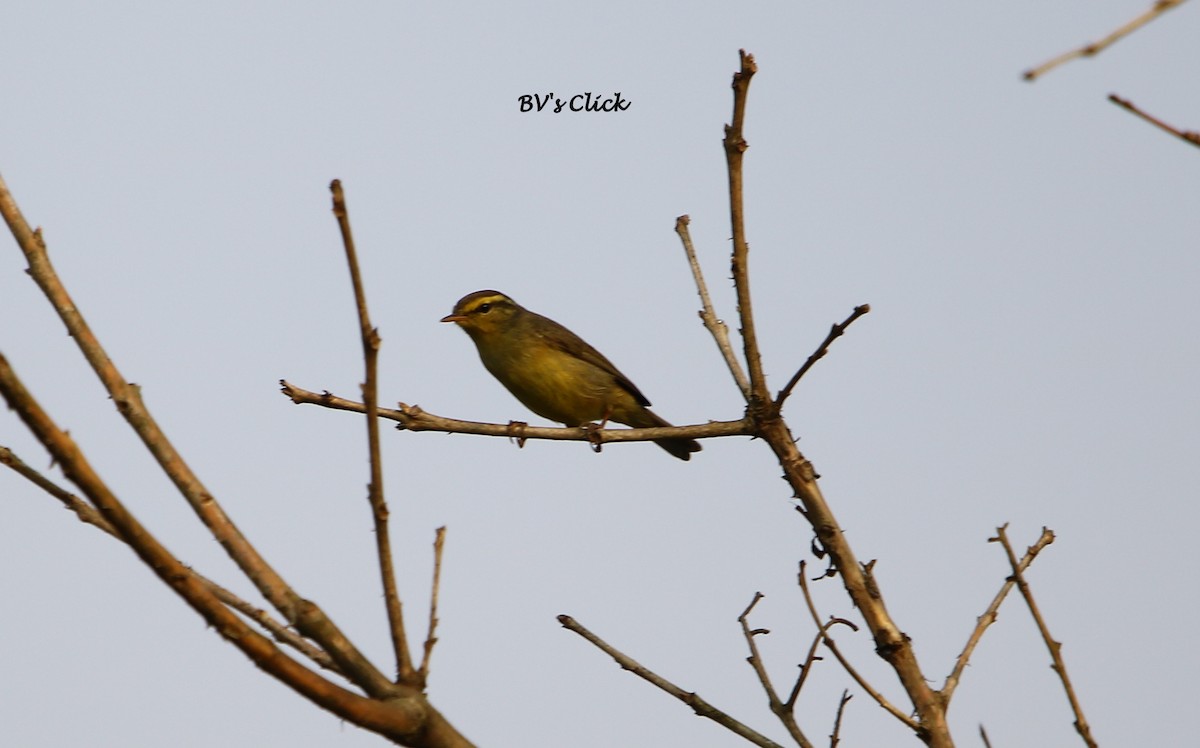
[2,2,1197,746]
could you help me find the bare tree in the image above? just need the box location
[2,51,1094,747]
[0,181,471,746]
[285,52,1097,747]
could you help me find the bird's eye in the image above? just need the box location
[478,303,492,313]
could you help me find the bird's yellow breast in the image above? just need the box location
[478,334,627,425]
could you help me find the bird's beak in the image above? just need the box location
[440,314,466,323]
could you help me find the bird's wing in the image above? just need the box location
[533,312,652,407]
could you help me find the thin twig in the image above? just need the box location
[738,593,816,748]
[0,446,341,672]
[558,614,785,748]
[280,380,751,443]
[1,445,120,537]
[0,171,393,697]
[675,215,751,398]
[419,526,447,680]
[787,616,856,712]
[211,584,340,672]
[775,305,871,409]
[0,354,451,740]
[994,525,1096,748]
[829,690,852,748]
[787,619,830,708]
[979,724,993,748]
[1108,94,1200,149]
[1023,0,1189,81]
[724,50,768,401]
[707,53,949,744]
[796,562,919,730]
[330,180,412,683]
[942,526,1055,706]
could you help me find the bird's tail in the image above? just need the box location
[631,408,702,461]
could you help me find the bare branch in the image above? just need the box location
[1,445,119,537]
[675,215,751,398]
[330,180,413,683]
[419,526,447,680]
[738,593,816,748]
[0,171,392,696]
[829,690,852,748]
[775,305,871,409]
[994,525,1097,748]
[0,447,341,673]
[557,615,785,748]
[1108,93,1200,149]
[724,50,768,400]
[782,619,830,710]
[211,585,341,673]
[0,354,473,744]
[707,51,950,744]
[980,724,994,748]
[1023,0,1189,81]
[942,526,1055,706]
[796,562,919,730]
[280,380,752,444]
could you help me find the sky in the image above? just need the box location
[1,2,1197,746]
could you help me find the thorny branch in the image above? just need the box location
[775,305,871,409]
[330,180,413,683]
[725,50,768,400]
[0,170,392,696]
[796,562,919,731]
[280,380,750,444]
[788,619,836,708]
[705,51,950,745]
[942,527,1055,705]
[739,593,816,748]
[994,525,1096,748]
[0,353,468,745]
[0,169,474,746]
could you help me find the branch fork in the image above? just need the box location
[0,172,472,746]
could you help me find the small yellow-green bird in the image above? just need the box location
[441,290,701,460]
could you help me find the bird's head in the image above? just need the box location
[440,290,525,340]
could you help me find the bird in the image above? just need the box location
[440,290,701,460]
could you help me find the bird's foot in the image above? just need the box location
[582,422,604,454]
[506,420,529,449]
